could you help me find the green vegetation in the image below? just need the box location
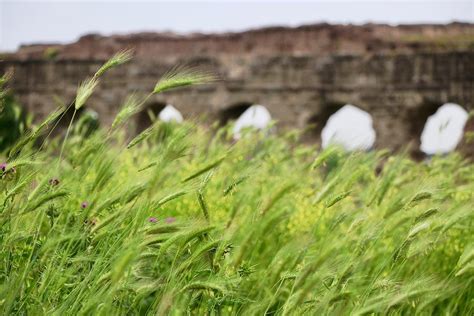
[398,33,474,50]
[0,71,29,152]
[0,52,473,315]
[43,47,60,61]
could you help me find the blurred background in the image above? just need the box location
[0,0,473,156]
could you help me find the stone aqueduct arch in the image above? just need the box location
[0,51,473,152]
[136,101,167,132]
[218,102,254,125]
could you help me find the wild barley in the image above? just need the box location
[153,65,217,94]
[75,77,99,111]
[110,94,142,131]
[95,49,133,78]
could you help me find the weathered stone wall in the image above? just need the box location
[1,23,473,152]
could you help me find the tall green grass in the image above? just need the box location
[0,52,473,315]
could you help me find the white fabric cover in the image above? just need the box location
[420,103,468,155]
[233,104,272,139]
[321,104,376,151]
[159,104,183,123]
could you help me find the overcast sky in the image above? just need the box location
[1,0,473,52]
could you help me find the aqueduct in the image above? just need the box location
[1,23,473,153]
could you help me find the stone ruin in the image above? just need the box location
[0,23,473,155]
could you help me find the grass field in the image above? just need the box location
[0,52,473,315]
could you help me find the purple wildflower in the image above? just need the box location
[165,217,176,224]
[148,217,158,223]
[0,163,7,172]
[81,201,88,209]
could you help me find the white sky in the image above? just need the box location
[1,0,473,51]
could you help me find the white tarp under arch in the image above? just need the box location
[159,104,183,123]
[420,103,468,155]
[321,104,376,151]
[233,104,272,139]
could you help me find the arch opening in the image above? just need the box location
[407,102,441,142]
[136,102,166,133]
[58,102,86,129]
[307,102,346,140]
[405,101,441,159]
[319,104,376,151]
[158,104,183,123]
[218,102,254,125]
[419,103,469,155]
[232,104,272,139]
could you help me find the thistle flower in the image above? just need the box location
[153,66,216,95]
[81,201,89,209]
[95,49,133,78]
[0,162,15,175]
[49,178,60,186]
[148,217,158,223]
[165,217,176,224]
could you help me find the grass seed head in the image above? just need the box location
[153,66,217,94]
[95,49,134,78]
[75,77,99,110]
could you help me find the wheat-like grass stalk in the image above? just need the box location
[110,94,142,131]
[153,65,217,94]
[95,49,133,78]
[75,77,99,110]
